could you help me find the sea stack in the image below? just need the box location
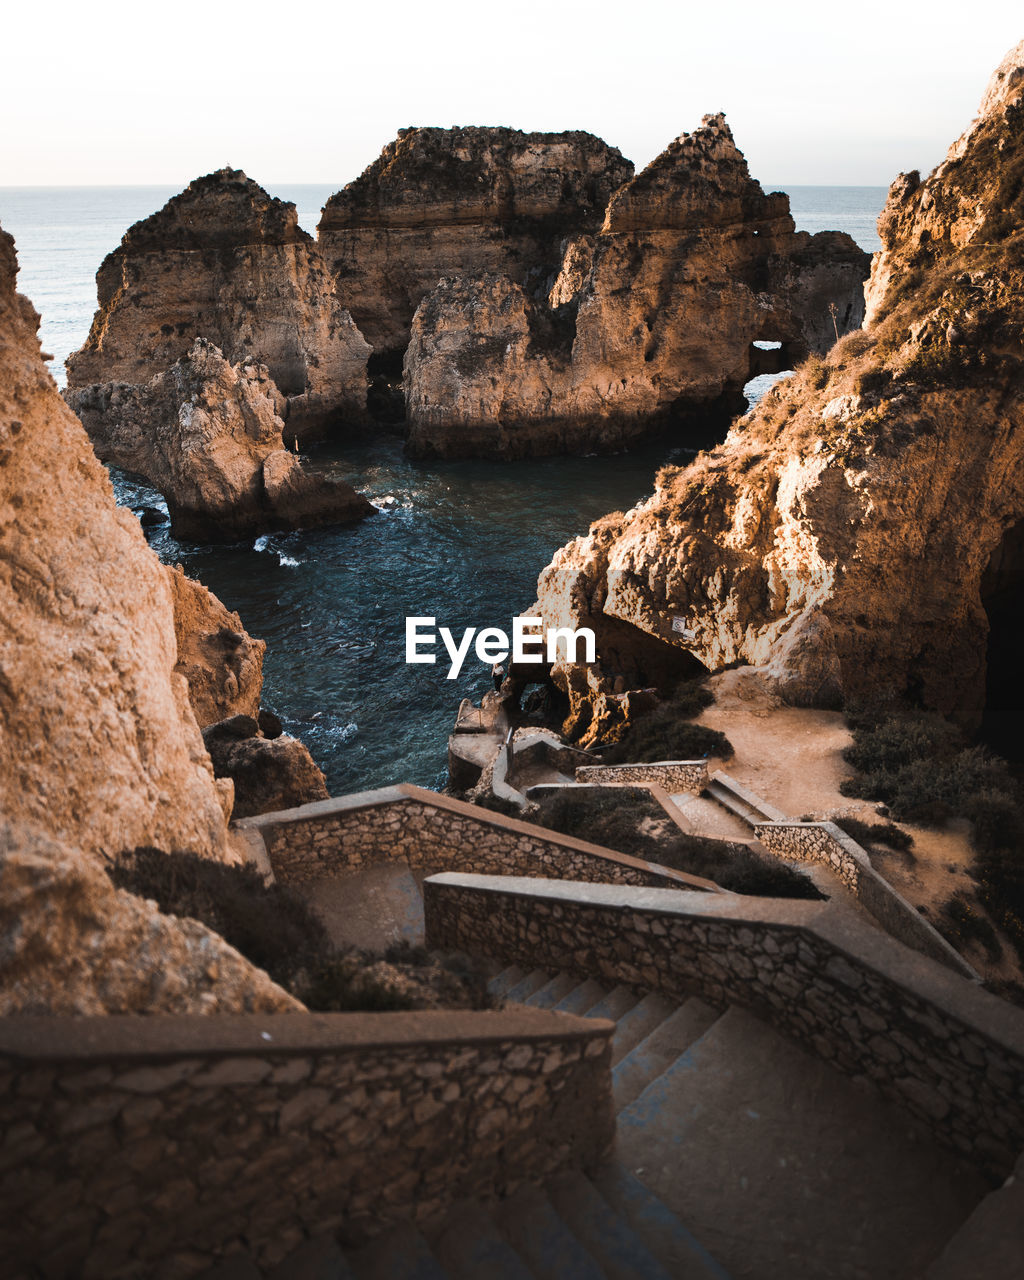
[71,337,374,541]
[317,126,635,360]
[533,52,1024,733]
[403,115,871,459]
[66,168,371,441]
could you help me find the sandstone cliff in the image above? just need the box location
[317,126,634,358]
[533,50,1024,734]
[0,225,229,861]
[169,566,266,729]
[66,168,370,440]
[72,338,373,541]
[0,820,300,1015]
[0,222,298,1014]
[404,115,870,459]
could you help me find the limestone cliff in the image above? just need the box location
[169,566,266,729]
[66,168,370,440]
[0,225,229,861]
[71,338,373,541]
[404,115,869,459]
[0,223,300,1014]
[0,820,300,1015]
[533,49,1024,734]
[317,126,634,357]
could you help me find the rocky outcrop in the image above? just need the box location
[405,116,869,457]
[203,716,329,818]
[0,222,310,1014]
[0,224,229,863]
[168,566,266,729]
[67,168,371,440]
[405,115,869,459]
[0,819,300,1015]
[71,338,373,540]
[532,48,1024,732]
[318,127,634,358]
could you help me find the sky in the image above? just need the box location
[2,1,1021,189]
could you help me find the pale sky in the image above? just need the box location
[3,1,1021,188]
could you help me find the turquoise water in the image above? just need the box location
[0,183,887,793]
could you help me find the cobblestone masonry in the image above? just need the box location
[424,874,1024,1181]
[238,784,712,890]
[0,1010,614,1277]
[756,822,977,978]
[575,761,708,791]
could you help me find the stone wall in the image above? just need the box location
[424,873,1024,1180]
[238,783,714,891]
[756,822,977,978]
[575,760,708,792]
[0,1008,614,1277]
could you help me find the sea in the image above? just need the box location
[0,184,886,795]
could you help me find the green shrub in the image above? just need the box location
[528,788,821,900]
[833,816,914,854]
[939,896,1003,963]
[601,679,731,765]
[109,847,330,990]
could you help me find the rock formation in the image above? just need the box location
[532,47,1024,734]
[203,716,329,818]
[0,222,301,1014]
[66,168,371,440]
[169,566,266,728]
[71,338,374,541]
[0,224,229,863]
[0,819,300,1015]
[317,126,634,358]
[405,115,870,459]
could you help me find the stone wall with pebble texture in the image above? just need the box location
[424,873,1024,1180]
[575,761,708,791]
[238,783,716,891]
[0,1009,614,1277]
[755,822,977,978]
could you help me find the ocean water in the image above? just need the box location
[0,182,886,794]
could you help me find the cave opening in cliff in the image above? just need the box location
[594,615,709,692]
[367,350,407,425]
[980,519,1024,763]
[742,339,796,410]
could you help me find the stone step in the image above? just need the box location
[502,968,552,1004]
[547,1169,673,1280]
[592,1164,731,1280]
[616,1006,987,1280]
[525,972,579,1010]
[610,993,678,1066]
[431,1201,535,1280]
[581,984,641,1024]
[487,966,527,1000]
[612,999,720,1111]
[270,1236,357,1279]
[346,1222,448,1280]
[492,1183,606,1280]
[552,979,609,1016]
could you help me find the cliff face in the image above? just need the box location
[405,116,870,459]
[72,338,373,541]
[169,566,266,729]
[0,223,298,1014]
[0,225,230,860]
[533,50,1024,733]
[318,126,634,357]
[66,168,370,440]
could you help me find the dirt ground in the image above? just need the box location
[696,668,1023,991]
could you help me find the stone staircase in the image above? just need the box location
[238,963,986,1280]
